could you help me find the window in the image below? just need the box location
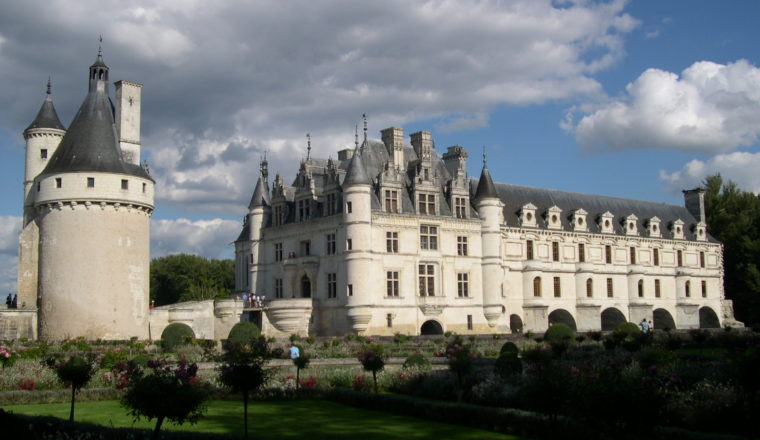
[386,231,398,253]
[37,182,40,192]
[327,273,337,298]
[418,264,435,296]
[119,179,128,190]
[677,250,683,267]
[326,234,336,255]
[87,177,95,188]
[274,243,283,262]
[275,278,283,298]
[55,177,62,188]
[630,247,636,264]
[274,206,284,226]
[457,273,469,297]
[384,189,399,213]
[578,243,585,262]
[346,238,353,251]
[142,182,147,193]
[605,245,612,264]
[655,279,661,298]
[297,200,311,221]
[347,284,353,296]
[387,271,399,297]
[40,149,48,159]
[420,225,438,250]
[454,197,467,219]
[638,280,644,298]
[467,315,473,330]
[300,240,311,256]
[387,313,393,328]
[418,193,435,215]
[553,276,561,297]
[700,252,705,268]
[702,280,707,298]
[606,278,613,298]
[685,280,691,297]
[457,236,468,256]
[586,278,593,298]
[526,240,534,260]
[533,277,541,297]
[346,201,352,213]
[552,242,560,262]
[326,193,337,215]
[653,248,659,266]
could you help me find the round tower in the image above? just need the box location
[342,143,373,334]
[247,157,271,293]
[34,49,155,340]
[474,161,504,328]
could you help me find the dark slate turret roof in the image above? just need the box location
[342,145,371,186]
[474,164,498,200]
[248,177,270,208]
[25,88,65,132]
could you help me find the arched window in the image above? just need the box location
[586,278,593,298]
[533,277,541,297]
[638,279,644,298]
[685,280,691,298]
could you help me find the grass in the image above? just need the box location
[2,399,524,440]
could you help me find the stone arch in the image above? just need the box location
[300,274,311,298]
[548,309,577,332]
[509,314,523,333]
[420,320,443,335]
[699,306,720,329]
[653,308,676,331]
[601,307,626,331]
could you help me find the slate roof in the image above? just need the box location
[342,145,371,186]
[248,177,270,208]
[474,164,498,201]
[25,90,66,132]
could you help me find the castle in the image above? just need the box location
[233,119,741,336]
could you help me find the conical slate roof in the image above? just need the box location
[248,176,270,209]
[474,164,499,200]
[25,87,65,132]
[342,146,371,186]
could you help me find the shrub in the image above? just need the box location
[174,344,205,363]
[494,353,522,379]
[544,323,575,355]
[357,345,386,393]
[499,342,519,356]
[226,322,261,346]
[161,323,195,352]
[0,345,18,369]
[402,353,430,369]
[293,354,310,391]
[393,333,411,344]
[613,322,641,340]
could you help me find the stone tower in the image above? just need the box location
[474,160,504,328]
[23,49,155,340]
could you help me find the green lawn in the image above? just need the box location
[2,399,523,440]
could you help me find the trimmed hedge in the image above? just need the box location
[161,323,195,351]
[0,387,122,406]
[226,321,261,346]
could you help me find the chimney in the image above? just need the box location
[381,127,404,166]
[683,188,706,223]
[114,80,142,165]
[410,131,432,161]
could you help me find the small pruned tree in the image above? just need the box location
[122,359,208,440]
[445,337,474,402]
[44,355,95,421]
[293,351,310,391]
[357,344,386,393]
[218,338,272,439]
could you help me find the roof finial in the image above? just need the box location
[306,133,311,160]
[355,124,359,149]
[46,77,51,95]
[97,35,103,59]
[482,145,487,167]
[362,113,368,143]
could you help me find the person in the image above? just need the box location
[5,293,11,308]
[639,318,650,334]
[289,344,300,359]
[11,294,18,309]
[242,294,248,307]
[648,320,653,331]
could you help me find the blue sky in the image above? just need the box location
[1,0,760,293]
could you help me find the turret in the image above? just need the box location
[247,158,271,293]
[474,159,504,328]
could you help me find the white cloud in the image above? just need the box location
[0,216,22,256]
[151,218,240,260]
[570,59,760,153]
[660,151,760,194]
[436,113,489,134]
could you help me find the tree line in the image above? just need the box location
[150,254,234,306]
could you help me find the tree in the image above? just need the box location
[445,336,474,402]
[218,338,272,440]
[703,174,760,326]
[150,254,235,305]
[44,355,95,421]
[122,359,208,440]
[293,350,310,391]
[357,345,386,393]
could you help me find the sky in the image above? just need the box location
[1,0,760,293]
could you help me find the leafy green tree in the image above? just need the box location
[357,345,386,393]
[293,351,310,391]
[44,355,95,421]
[703,174,760,326]
[150,254,235,305]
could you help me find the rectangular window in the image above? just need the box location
[386,231,398,253]
[553,276,561,297]
[326,193,336,215]
[384,189,399,213]
[387,313,393,328]
[387,271,399,297]
[552,242,560,262]
[467,315,473,330]
[605,245,612,264]
[346,201,352,213]
[418,193,435,215]
[420,225,438,250]
[586,279,593,298]
[326,234,336,255]
[457,236,468,256]
[457,273,469,297]
[702,280,707,298]
[298,200,310,221]
[638,280,644,298]
[630,247,636,264]
[454,197,467,219]
[55,177,62,188]
[275,278,283,298]
[348,284,353,297]
[653,248,659,266]
[418,264,435,296]
[37,182,40,192]
[40,149,48,159]
[273,206,284,226]
[274,243,283,262]
[677,250,683,267]
[327,273,337,298]
[655,279,661,298]
[300,240,311,256]
[87,177,95,188]
[606,278,614,298]
[142,182,147,193]
[578,243,585,262]
[526,240,534,260]
[700,252,705,268]
[685,281,691,297]
[121,179,129,190]
[346,238,353,251]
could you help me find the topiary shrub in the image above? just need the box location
[227,322,261,346]
[494,353,522,378]
[161,323,195,352]
[403,353,430,369]
[499,341,519,357]
[612,322,641,341]
[544,323,575,355]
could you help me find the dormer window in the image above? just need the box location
[418,193,436,215]
[672,219,685,239]
[624,214,638,236]
[599,211,614,234]
[453,196,467,219]
[520,203,537,227]
[273,205,284,226]
[546,206,562,230]
[325,193,338,216]
[297,199,311,221]
[694,221,707,242]
[647,216,661,237]
[572,209,588,232]
[384,189,399,214]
